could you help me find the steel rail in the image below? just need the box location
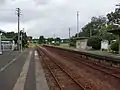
[40,48,85,90]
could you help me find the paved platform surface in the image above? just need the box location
[56,46,120,60]
[0,48,49,90]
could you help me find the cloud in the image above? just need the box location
[34,0,50,5]
[0,0,6,4]
[0,0,119,38]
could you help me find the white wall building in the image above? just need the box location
[76,37,88,50]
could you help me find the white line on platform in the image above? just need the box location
[13,51,32,90]
[0,51,25,73]
[35,51,49,90]
[0,58,16,72]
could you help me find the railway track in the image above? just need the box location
[38,48,85,90]
[45,47,120,79]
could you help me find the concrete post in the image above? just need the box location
[21,34,22,52]
[12,40,15,51]
[0,33,2,54]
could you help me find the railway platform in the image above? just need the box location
[57,46,120,59]
[0,48,49,90]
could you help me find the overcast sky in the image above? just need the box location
[0,0,119,38]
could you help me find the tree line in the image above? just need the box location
[2,31,28,48]
[38,36,61,45]
[70,4,120,52]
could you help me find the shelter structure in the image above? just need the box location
[75,37,89,50]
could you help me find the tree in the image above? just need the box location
[87,36,102,50]
[105,4,120,42]
[75,32,85,37]
[77,16,117,42]
[47,37,54,44]
[110,40,119,53]
[39,36,45,44]
[107,6,120,25]
[54,37,61,46]
[20,31,28,48]
[100,25,117,42]
[110,40,119,52]
[2,31,28,48]
[69,36,76,47]
[81,16,107,37]
[47,38,54,43]
[2,32,15,38]
[55,37,61,43]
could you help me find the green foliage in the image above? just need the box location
[87,36,102,50]
[32,39,39,43]
[55,37,61,43]
[53,43,60,46]
[106,25,119,31]
[21,32,28,48]
[61,39,69,43]
[74,15,118,45]
[81,16,107,37]
[2,32,18,43]
[71,3,120,51]
[110,40,119,52]
[2,31,28,48]
[2,32,16,39]
[69,36,76,47]
[39,36,45,44]
[107,7,120,25]
[102,32,117,43]
[47,38,54,44]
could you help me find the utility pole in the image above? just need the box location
[69,28,71,47]
[77,11,79,37]
[16,8,21,51]
[0,33,2,54]
[20,31,22,52]
[69,28,71,39]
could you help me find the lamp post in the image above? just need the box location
[0,33,2,54]
[20,32,22,52]
[77,11,80,37]
[20,30,23,52]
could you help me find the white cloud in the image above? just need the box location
[0,0,119,38]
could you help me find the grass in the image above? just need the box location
[60,44,69,47]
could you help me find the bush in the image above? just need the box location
[69,42,75,47]
[87,36,102,50]
[52,43,60,46]
[54,43,60,46]
[69,37,76,47]
[110,40,119,52]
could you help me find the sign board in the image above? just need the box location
[101,40,109,50]
[76,39,88,49]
